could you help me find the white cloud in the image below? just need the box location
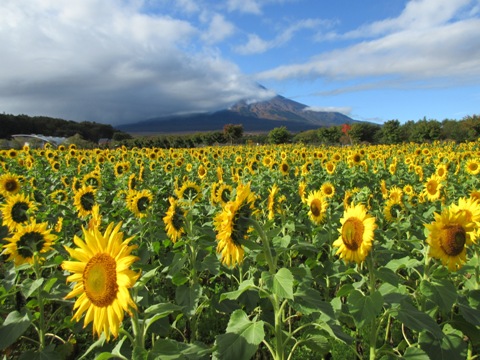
[235,18,327,54]
[258,0,480,89]
[201,13,236,44]
[0,0,272,125]
[226,0,262,14]
[304,106,352,116]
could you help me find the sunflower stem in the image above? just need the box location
[367,253,377,360]
[33,252,46,350]
[475,247,480,290]
[247,218,276,274]
[131,309,145,350]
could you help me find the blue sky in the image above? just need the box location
[1,0,479,126]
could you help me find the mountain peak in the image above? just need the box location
[117,92,356,134]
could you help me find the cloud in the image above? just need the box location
[235,18,329,54]
[304,106,352,116]
[226,0,262,14]
[258,0,480,89]
[0,0,271,125]
[201,13,236,44]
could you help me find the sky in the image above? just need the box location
[1,0,480,126]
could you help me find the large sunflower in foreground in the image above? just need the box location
[425,206,475,271]
[1,193,37,232]
[214,183,256,267]
[163,197,186,243]
[62,222,140,340]
[306,190,328,225]
[332,203,377,264]
[3,220,57,266]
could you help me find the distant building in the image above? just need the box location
[11,134,67,148]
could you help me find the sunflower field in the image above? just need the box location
[0,140,480,360]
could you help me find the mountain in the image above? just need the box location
[116,94,356,134]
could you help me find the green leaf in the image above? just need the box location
[0,310,32,351]
[336,283,355,298]
[401,346,430,359]
[261,268,294,300]
[214,310,264,360]
[144,302,183,332]
[347,290,383,328]
[20,278,44,299]
[171,272,189,286]
[176,282,202,317]
[457,298,480,326]
[220,279,255,302]
[149,339,212,360]
[419,324,467,360]
[374,267,400,287]
[394,302,443,339]
[291,286,335,318]
[134,267,159,288]
[419,279,457,313]
[18,345,63,360]
[302,334,330,355]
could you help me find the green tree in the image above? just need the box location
[379,120,401,144]
[408,118,441,143]
[223,124,244,144]
[293,129,319,144]
[267,126,292,144]
[348,123,381,144]
[317,126,342,145]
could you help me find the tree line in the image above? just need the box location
[1,112,479,149]
[0,113,127,143]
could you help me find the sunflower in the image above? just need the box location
[267,184,285,220]
[306,190,328,225]
[50,189,69,205]
[215,183,233,206]
[465,159,480,175]
[126,189,153,218]
[422,175,442,201]
[298,181,308,203]
[3,220,57,266]
[73,186,97,218]
[279,161,290,176]
[435,164,448,180]
[62,222,140,340]
[332,203,377,264]
[321,182,335,199]
[324,162,336,175]
[450,197,480,243]
[383,198,405,223]
[163,197,186,243]
[388,186,403,203]
[175,180,202,205]
[83,172,102,190]
[1,193,37,232]
[88,204,102,231]
[214,183,256,267]
[0,173,21,196]
[197,164,207,180]
[425,207,475,271]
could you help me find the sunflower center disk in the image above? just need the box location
[11,202,29,223]
[17,231,45,258]
[83,254,118,307]
[441,225,466,256]
[80,192,95,212]
[310,199,322,217]
[6,180,18,192]
[341,218,364,251]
